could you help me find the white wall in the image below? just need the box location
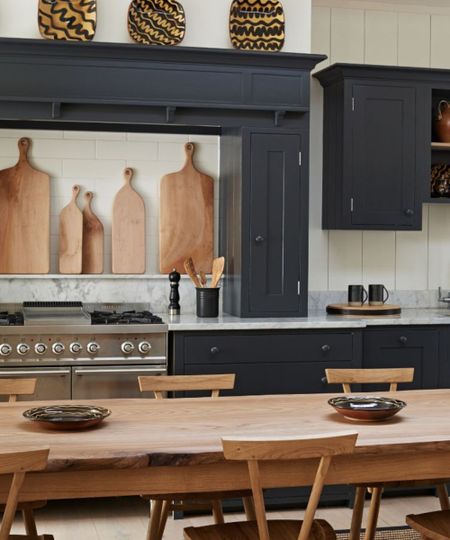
[310,0,450,292]
[0,0,311,53]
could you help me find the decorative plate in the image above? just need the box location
[23,404,111,430]
[128,0,186,46]
[229,0,285,52]
[328,396,406,422]
[38,0,97,42]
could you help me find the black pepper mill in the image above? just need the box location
[168,268,181,315]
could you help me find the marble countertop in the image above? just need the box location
[164,308,450,331]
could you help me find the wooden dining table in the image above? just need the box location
[0,389,449,503]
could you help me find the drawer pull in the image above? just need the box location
[321,344,331,353]
[210,347,220,355]
[399,336,408,344]
[321,376,328,385]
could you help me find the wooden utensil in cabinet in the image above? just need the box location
[112,168,146,274]
[0,138,50,274]
[59,185,83,274]
[82,191,104,274]
[210,256,225,288]
[160,143,214,274]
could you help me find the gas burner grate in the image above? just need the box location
[0,312,24,326]
[90,310,163,325]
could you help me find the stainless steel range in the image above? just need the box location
[0,302,168,401]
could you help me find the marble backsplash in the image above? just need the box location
[0,277,444,315]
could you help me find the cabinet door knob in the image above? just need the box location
[210,347,220,355]
[404,209,414,216]
[321,376,328,385]
[399,336,408,344]
[321,344,331,352]
[255,236,265,244]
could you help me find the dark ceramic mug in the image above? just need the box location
[368,284,389,306]
[348,285,368,306]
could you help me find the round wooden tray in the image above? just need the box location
[326,304,401,316]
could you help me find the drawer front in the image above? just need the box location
[363,328,439,389]
[182,331,356,365]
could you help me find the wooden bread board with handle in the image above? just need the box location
[160,143,214,274]
[0,138,50,274]
[59,185,83,274]
[326,304,401,316]
[112,168,146,274]
[82,191,104,274]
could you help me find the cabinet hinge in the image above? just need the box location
[350,198,354,212]
[299,152,302,166]
[352,97,355,111]
[297,281,301,295]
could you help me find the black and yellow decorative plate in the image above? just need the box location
[128,0,185,46]
[23,404,111,430]
[38,0,97,41]
[229,0,285,52]
[328,396,406,422]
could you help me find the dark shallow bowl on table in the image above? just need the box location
[328,396,406,421]
[23,404,111,430]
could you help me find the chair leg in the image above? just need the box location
[211,500,225,525]
[243,496,256,521]
[349,487,366,540]
[146,500,163,540]
[21,505,38,536]
[156,500,171,540]
[437,484,450,510]
[364,487,383,540]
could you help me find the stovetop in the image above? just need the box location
[0,312,24,327]
[91,310,163,325]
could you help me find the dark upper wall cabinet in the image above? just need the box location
[315,64,429,231]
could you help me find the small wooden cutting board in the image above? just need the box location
[59,185,83,274]
[326,304,402,316]
[160,143,214,274]
[0,138,50,274]
[112,168,146,274]
[82,191,104,274]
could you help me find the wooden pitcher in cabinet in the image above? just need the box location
[436,100,450,142]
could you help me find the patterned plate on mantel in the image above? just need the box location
[23,404,111,430]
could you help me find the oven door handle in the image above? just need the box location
[0,369,71,376]
[73,367,167,375]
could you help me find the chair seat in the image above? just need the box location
[184,518,336,540]
[355,479,450,489]
[0,501,47,512]
[142,489,252,501]
[406,509,450,540]
[9,535,54,540]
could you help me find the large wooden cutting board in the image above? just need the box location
[0,138,50,274]
[59,185,83,274]
[112,168,146,274]
[160,143,214,274]
[82,191,104,274]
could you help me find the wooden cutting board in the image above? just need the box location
[128,0,185,46]
[38,0,97,41]
[229,0,285,51]
[160,143,214,274]
[0,138,50,274]
[326,304,402,316]
[112,168,146,274]
[82,191,104,275]
[59,185,83,274]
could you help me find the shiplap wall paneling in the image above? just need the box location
[398,12,431,68]
[364,10,398,65]
[330,8,364,63]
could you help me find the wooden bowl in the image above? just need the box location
[23,404,111,430]
[328,396,406,422]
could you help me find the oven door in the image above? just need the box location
[0,367,72,401]
[72,365,166,399]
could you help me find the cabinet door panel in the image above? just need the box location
[351,84,416,227]
[249,133,303,314]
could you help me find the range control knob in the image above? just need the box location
[138,341,152,355]
[35,343,47,355]
[69,342,83,355]
[121,341,135,355]
[0,344,12,357]
[87,342,100,355]
[52,342,65,355]
[17,343,30,356]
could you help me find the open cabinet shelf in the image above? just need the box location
[431,142,450,150]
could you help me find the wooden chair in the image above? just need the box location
[138,374,255,540]
[0,447,53,540]
[184,430,358,540]
[406,509,450,540]
[0,379,49,539]
[325,368,450,540]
